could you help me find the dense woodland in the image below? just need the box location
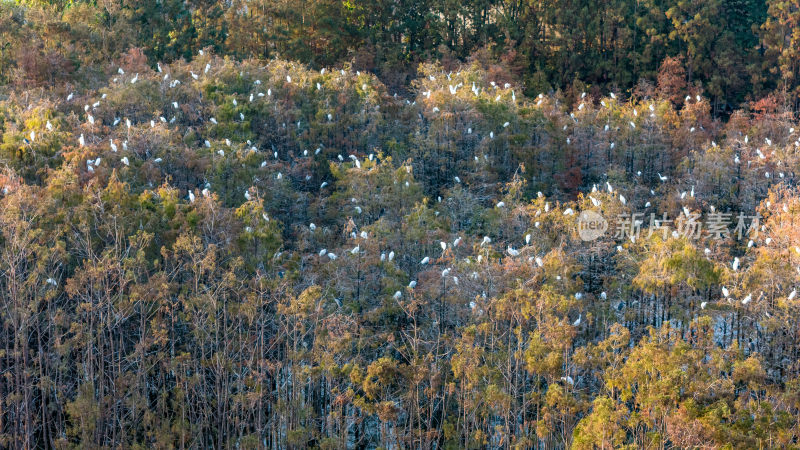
[1,0,800,448]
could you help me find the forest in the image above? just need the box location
[0,0,800,448]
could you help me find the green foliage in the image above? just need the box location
[1,6,800,448]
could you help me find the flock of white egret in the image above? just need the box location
[18,51,793,315]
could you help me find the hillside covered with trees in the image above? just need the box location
[1,1,800,448]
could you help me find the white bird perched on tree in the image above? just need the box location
[575,292,583,300]
[496,201,505,208]
[244,190,252,201]
[409,280,417,288]
[87,114,94,125]
[454,176,461,183]
[120,156,129,166]
[481,236,491,246]
[535,257,543,267]
[350,246,360,255]
[46,120,53,131]
[286,75,292,83]
[700,301,707,309]
[722,286,730,298]
[788,289,796,300]
[309,223,316,231]
[393,291,402,300]
[29,131,35,142]
[507,246,519,257]
[440,241,447,251]
[572,314,582,326]
[657,173,667,181]
[563,208,575,215]
[388,251,395,261]
[619,194,626,205]
[131,73,138,84]
[560,375,574,385]
[319,249,327,257]
[217,150,225,157]
[420,256,430,265]
[327,253,337,260]
[742,293,752,305]
[210,117,218,124]
[503,121,510,128]
[79,134,85,147]
[732,257,740,271]
[188,191,195,203]
[453,237,462,247]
